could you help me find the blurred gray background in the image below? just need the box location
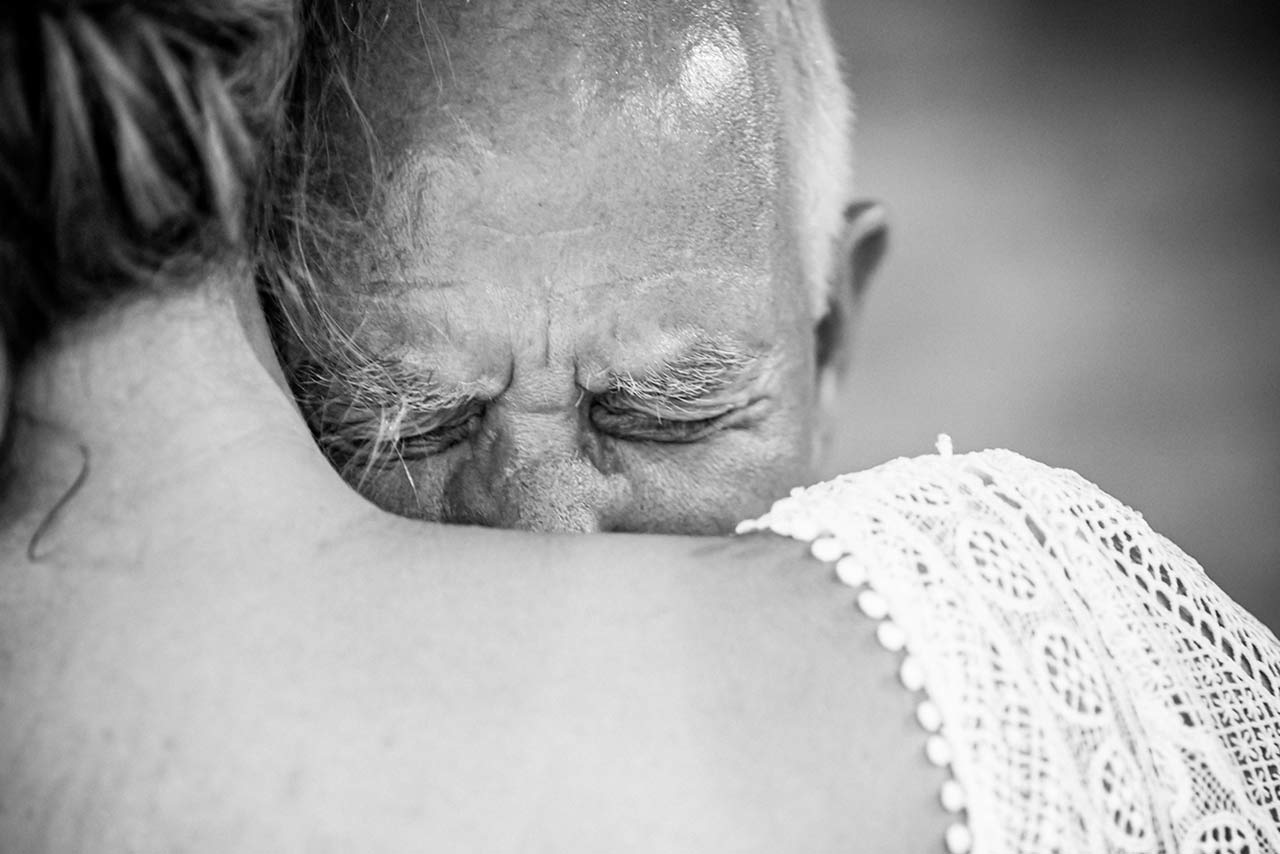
[823,1,1280,629]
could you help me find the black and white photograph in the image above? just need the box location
[2,1,1277,850]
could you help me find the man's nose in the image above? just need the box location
[444,419,631,532]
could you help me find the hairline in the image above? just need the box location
[262,0,855,425]
[769,0,856,319]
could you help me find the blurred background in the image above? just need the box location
[823,1,1280,629]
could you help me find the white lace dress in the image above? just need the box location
[738,447,1280,854]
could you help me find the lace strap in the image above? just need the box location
[738,448,1280,854]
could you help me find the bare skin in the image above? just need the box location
[295,0,883,533]
[0,271,944,852]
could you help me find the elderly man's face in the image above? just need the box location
[302,0,872,533]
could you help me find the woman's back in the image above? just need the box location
[4,2,1278,851]
[0,4,952,848]
[0,283,949,852]
[9,315,1278,851]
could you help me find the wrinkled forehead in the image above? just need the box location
[309,0,806,350]
[330,0,785,211]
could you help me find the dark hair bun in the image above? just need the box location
[0,0,295,363]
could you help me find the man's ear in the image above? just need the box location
[815,200,889,375]
[811,201,888,471]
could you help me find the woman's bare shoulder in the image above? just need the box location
[1,514,949,853]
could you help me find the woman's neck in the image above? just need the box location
[5,272,365,558]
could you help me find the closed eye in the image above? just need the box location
[395,406,485,459]
[317,401,485,468]
[590,397,736,443]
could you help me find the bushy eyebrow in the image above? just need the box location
[604,339,759,413]
[289,352,483,483]
[293,354,480,423]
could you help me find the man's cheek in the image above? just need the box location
[623,435,807,534]
[353,461,452,521]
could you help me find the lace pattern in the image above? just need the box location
[739,449,1280,854]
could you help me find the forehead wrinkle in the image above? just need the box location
[545,266,778,303]
[336,5,790,278]
[321,0,798,229]
[409,0,768,92]
[368,0,783,161]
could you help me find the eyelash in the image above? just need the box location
[316,393,740,466]
[396,409,484,458]
[589,398,734,443]
[318,404,485,467]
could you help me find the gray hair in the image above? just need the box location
[256,0,856,474]
[772,0,857,318]
[261,0,856,330]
